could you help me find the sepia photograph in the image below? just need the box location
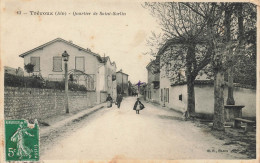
[0,0,259,162]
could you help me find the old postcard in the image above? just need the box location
[0,0,259,162]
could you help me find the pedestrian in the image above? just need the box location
[116,93,123,109]
[133,98,145,114]
[106,94,113,108]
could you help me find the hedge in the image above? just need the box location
[4,73,87,92]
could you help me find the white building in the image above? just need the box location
[97,56,117,102]
[157,41,256,117]
[19,38,117,104]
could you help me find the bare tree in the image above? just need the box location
[143,2,215,116]
[144,2,256,131]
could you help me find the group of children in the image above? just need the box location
[106,94,145,114]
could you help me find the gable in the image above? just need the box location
[19,38,102,62]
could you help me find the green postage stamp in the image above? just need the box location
[5,120,39,161]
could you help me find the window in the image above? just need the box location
[179,94,182,101]
[85,75,95,90]
[31,57,40,72]
[75,57,85,72]
[165,88,169,103]
[167,88,169,102]
[53,57,62,72]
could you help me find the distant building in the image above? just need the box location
[116,69,129,96]
[145,60,160,104]
[97,56,117,102]
[4,66,24,76]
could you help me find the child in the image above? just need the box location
[133,98,145,114]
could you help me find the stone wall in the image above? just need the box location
[4,87,97,120]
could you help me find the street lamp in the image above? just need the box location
[62,51,70,113]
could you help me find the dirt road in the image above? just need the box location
[41,97,247,160]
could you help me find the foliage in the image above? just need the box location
[69,74,74,82]
[143,2,256,124]
[4,73,87,92]
[24,63,35,74]
[143,2,256,82]
[143,2,216,114]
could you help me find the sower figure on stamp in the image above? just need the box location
[116,93,123,109]
[133,98,145,114]
[11,123,34,159]
[106,94,113,108]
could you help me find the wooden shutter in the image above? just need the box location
[31,57,40,71]
[53,57,62,71]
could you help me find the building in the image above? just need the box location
[116,69,129,96]
[19,38,116,104]
[145,60,160,103]
[97,56,117,102]
[156,41,256,118]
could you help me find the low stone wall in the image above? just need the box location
[4,87,97,120]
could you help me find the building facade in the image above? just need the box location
[97,56,117,102]
[19,38,117,104]
[145,60,160,104]
[156,41,256,117]
[116,70,129,96]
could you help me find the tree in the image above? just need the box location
[24,63,35,76]
[206,3,256,130]
[144,2,256,130]
[143,2,215,116]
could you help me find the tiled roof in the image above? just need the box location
[19,38,103,62]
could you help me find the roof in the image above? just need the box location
[146,60,155,69]
[157,39,184,56]
[116,70,129,76]
[101,56,109,63]
[157,37,208,56]
[146,60,159,69]
[101,56,117,68]
[19,38,103,62]
[170,80,214,87]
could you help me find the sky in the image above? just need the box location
[1,0,162,83]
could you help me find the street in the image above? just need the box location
[41,97,246,160]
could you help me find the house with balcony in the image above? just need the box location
[145,60,160,104]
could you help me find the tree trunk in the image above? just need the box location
[213,70,225,131]
[186,44,196,115]
[226,66,235,105]
[225,5,235,105]
[187,77,195,114]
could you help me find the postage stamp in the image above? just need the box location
[5,120,39,161]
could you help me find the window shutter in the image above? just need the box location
[53,57,62,71]
[31,57,40,71]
